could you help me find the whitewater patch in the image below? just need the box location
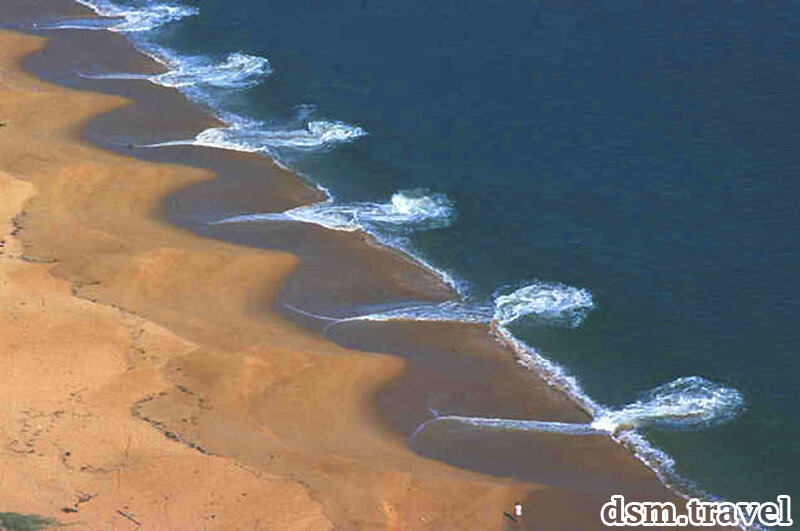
[409,371,745,500]
[590,376,746,433]
[494,281,595,327]
[274,264,745,500]
[281,279,742,446]
[213,190,455,232]
[413,323,746,502]
[47,0,198,32]
[43,0,369,185]
[492,326,744,437]
[408,344,745,478]
[209,190,463,294]
[307,281,597,331]
[78,52,272,90]
[144,121,368,152]
[409,415,605,441]
[316,300,494,333]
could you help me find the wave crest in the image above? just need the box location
[591,376,746,433]
[154,52,272,88]
[68,0,199,32]
[213,190,456,233]
[78,51,272,90]
[494,281,595,327]
[307,121,368,145]
[145,120,367,152]
[286,190,455,231]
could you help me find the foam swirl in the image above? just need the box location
[494,281,595,327]
[78,52,272,90]
[63,0,199,32]
[591,376,746,433]
[287,191,455,231]
[146,120,367,152]
[153,52,272,88]
[213,190,456,232]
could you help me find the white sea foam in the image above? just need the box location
[417,323,746,504]
[145,121,367,152]
[78,52,271,91]
[209,189,461,293]
[318,280,603,419]
[318,301,493,332]
[494,324,746,433]
[494,281,595,327]
[345,283,747,513]
[334,280,596,329]
[294,278,595,333]
[212,190,455,232]
[591,376,746,433]
[409,415,605,441]
[286,191,455,231]
[68,0,199,32]
[494,323,605,416]
[408,333,746,504]
[153,52,271,88]
[307,121,368,145]
[409,375,744,446]
[353,301,494,324]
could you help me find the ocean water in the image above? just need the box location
[50,0,798,510]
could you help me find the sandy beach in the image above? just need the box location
[0,13,720,530]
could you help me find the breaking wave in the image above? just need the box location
[312,281,597,331]
[282,191,455,230]
[214,190,455,231]
[288,270,744,500]
[494,281,595,327]
[53,0,198,32]
[144,120,368,152]
[591,376,746,433]
[410,325,747,502]
[79,52,272,89]
[45,1,366,155]
[319,301,494,332]
[410,415,606,440]
[210,189,460,293]
[153,52,271,88]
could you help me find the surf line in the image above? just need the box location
[274,295,745,442]
[409,415,606,442]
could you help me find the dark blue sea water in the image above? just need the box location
[63,0,799,510]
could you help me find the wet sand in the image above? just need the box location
[0,4,722,528]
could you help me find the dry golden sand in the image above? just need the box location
[0,30,547,529]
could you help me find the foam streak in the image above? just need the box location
[409,415,605,442]
[68,0,199,32]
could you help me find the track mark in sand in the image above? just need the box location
[131,387,214,456]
